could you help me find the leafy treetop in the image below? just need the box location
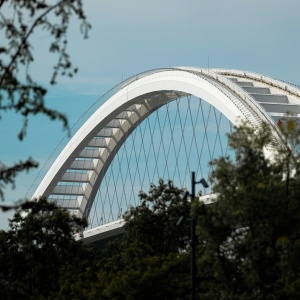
[195,120,300,299]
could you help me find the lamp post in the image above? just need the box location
[190,171,209,300]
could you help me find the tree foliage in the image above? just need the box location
[0,181,192,299]
[0,198,98,300]
[195,120,300,299]
[89,180,191,300]
[123,179,191,255]
[0,0,90,201]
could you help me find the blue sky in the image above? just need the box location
[1,0,300,228]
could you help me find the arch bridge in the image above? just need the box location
[32,67,300,244]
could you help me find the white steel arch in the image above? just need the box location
[32,67,300,219]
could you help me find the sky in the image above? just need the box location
[1,0,300,228]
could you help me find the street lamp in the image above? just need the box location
[180,171,209,300]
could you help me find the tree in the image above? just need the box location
[91,180,191,300]
[123,179,191,255]
[0,0,91,202]
[0,197,99,300]
[195,120,300,299]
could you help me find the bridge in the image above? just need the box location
[32,67,300,244]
